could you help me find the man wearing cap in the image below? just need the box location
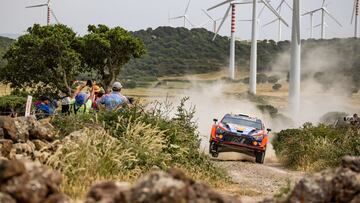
[97,82,130,110]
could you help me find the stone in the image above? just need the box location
[0,192,16,203]
[0,159,25,181]
[0,139,13,158]
[0,116,18,142]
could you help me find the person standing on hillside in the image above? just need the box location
[97,82,130,111]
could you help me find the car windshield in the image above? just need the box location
[222,116,263,130]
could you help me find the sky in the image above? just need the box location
[0,0,357,40]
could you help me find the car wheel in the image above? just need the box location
[211,152,219,158]
[255,151,265,164]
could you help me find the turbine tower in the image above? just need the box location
[289,0,301,116]
[169,0,194,28]
[263,0,292,41]
[26,0,59,25]
[351,0,359,38]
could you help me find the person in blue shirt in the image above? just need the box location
[97,82,130,111]
[34,96,55,119]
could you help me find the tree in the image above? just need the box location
[1,24,81,96]
[80,25,146,91]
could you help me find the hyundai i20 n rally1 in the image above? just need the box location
[209,114,271,164]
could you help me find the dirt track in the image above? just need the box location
[212,147,304,202]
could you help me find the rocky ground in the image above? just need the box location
[1,116,360,203]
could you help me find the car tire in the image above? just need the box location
[211,152,219,158]
[255,151,265,164]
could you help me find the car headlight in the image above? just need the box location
[216,128,225,135]
[251,133,264,140]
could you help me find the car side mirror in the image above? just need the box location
[267,128,272,133]
[213,118,218,123]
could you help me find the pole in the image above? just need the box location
[214,21,217,33]
[229,4,236,80]
[184,17,186,28]
[249,0,257,94]
[310,13,313,38]
[355,0,359,38]
[321,9,325,39]
[289,0,301,116]
[47,5,50,25]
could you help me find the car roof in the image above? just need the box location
[223,114,262,123]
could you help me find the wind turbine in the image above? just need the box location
[289,0,301,116]
[169,0,194,28]
[263,0,292,41]
[302,0,342,39]
[202,9,225,33]
[26,0,59,25]
[351,0,359,38]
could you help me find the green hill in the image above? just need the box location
[122,27,280,78]
[0,36,14,68]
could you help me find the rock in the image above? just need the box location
[0,159,25,181]
[0,159,68,203]
[30,120,56,141]
[0,192,16,203]
[0,139,13,158]
[85,181,131,203]
[267,156,360,203]
[32,139,50,151]
[85,168,241,203]
[0,116,18,142]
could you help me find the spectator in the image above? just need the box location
[97,82,130,111]
[69,81,95,114]
[34,96,55,119]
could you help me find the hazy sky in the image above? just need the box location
[0,0,356,40]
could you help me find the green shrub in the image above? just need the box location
[257,73,268,84]
[272,83,282,91]
[257,104,278,117]
[0,95,27,115]
[268,75,280,84]
[50,98,228,198]
[273,123,360,171]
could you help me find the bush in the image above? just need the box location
[257,104,278,117]
[272,123,360,171]
[257,73,268,84]
[272,83,282,91]
[268,75,280,84]
[0,95,27,116]
[50,98,228,198]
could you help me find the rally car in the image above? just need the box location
[209,114,271,164]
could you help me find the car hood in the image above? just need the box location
[225,123,262,136]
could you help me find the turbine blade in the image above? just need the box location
[50,9,59,24]
[26,4,48,8]
[313,23,322,28]
[202,9,215,21]
[208,0,234,11]
[324,8,343,27]
[261,0,289,27]
[263,18,278,27]
[284,1,293,10]
[322,0,326,7]
[302,8,321,16]
[276,0,286,11]
[185,16,194,27]
[169,16,184,20]
[258,5,266,18]
[184,0,191,14]
[213,5,231,41]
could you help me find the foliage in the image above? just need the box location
[268,75,280,84]
[272,83,282,91]
[257,73,268,84]
[0,95,27,115]
[1,24,81,97]
[50,99,228,198]
[257,104,278,117]
[80,24,146,91]
[272,123,360,171]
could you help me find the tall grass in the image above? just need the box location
[49,98,228,198]
[273,123,360,171]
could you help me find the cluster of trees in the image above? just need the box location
[0,26,359,92]
[0,24,145,96]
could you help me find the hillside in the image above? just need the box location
[122,27,280,78]
[0,36,14,68]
